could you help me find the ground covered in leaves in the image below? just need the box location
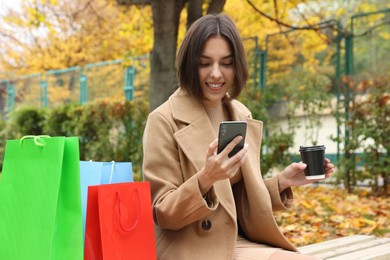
[274,186,390,247]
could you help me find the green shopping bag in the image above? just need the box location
[0,136,83,259]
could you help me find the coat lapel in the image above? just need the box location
[228,99,265,203]
[169,90,263,222]
[227,99,263,178]
[170,90,216,172]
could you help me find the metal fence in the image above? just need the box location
[0,54,150,114]
[342,9,390,190]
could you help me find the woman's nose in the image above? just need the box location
[210,64,222,78]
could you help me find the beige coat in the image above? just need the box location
[143,89,297,259]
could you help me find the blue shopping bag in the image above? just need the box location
[79,161,133,239]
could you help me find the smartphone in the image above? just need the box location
[217,121,247,158]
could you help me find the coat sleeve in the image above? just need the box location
[263,175,294,211]
[142,110,218,231]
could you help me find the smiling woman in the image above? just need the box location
[142,13,335,260]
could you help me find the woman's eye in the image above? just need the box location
[199,63,210,67]
[222,59,233,66]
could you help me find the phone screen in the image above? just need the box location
[217,121,247,158]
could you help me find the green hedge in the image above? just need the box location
[0,99,149,181]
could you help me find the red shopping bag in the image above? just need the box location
[84,182,156,260]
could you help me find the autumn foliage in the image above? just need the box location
[275,186,390,246]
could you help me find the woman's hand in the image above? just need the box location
[278,158,336,192]
[197,136,248,195]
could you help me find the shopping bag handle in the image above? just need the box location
[20,135,51,147]
[115,188,141,232]
[109,161,115,184]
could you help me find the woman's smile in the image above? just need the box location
[199,36,235,103]
[206,82,225,90]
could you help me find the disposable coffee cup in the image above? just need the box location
[299,145,326,180]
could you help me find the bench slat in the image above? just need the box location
[298,235,390,260]
[314,237,390,259]
[326,242,390,260]
[298,235,375,255]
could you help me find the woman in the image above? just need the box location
[142,13,335,260]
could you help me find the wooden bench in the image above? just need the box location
[298,235,390,259]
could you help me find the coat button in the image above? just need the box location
[201,219,212,230]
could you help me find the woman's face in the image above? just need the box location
[199,36,235,103]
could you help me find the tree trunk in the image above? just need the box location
[207,0,226,14]
[187,0,226,28]
[150,0,186,111]
[187,0,202,29]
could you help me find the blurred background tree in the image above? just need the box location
[0,0,153,73]
[1,0,388,109]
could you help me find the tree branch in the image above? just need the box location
[288,0,330,42]
[273,0,279,21]
[0,30,23,46]
[246,0,332,31]
[354,20,390,38]
[245,0,353,44]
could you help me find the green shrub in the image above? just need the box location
[0,99,149,180]
[7,107,46,137]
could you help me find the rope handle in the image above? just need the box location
[115,188,141,232]
[109,161,115,184]
[20,135,51,147]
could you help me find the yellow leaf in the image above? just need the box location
[330,215,345,223]
[336,7,345,16]
[285,224,296,231]
[379,32,390,40]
